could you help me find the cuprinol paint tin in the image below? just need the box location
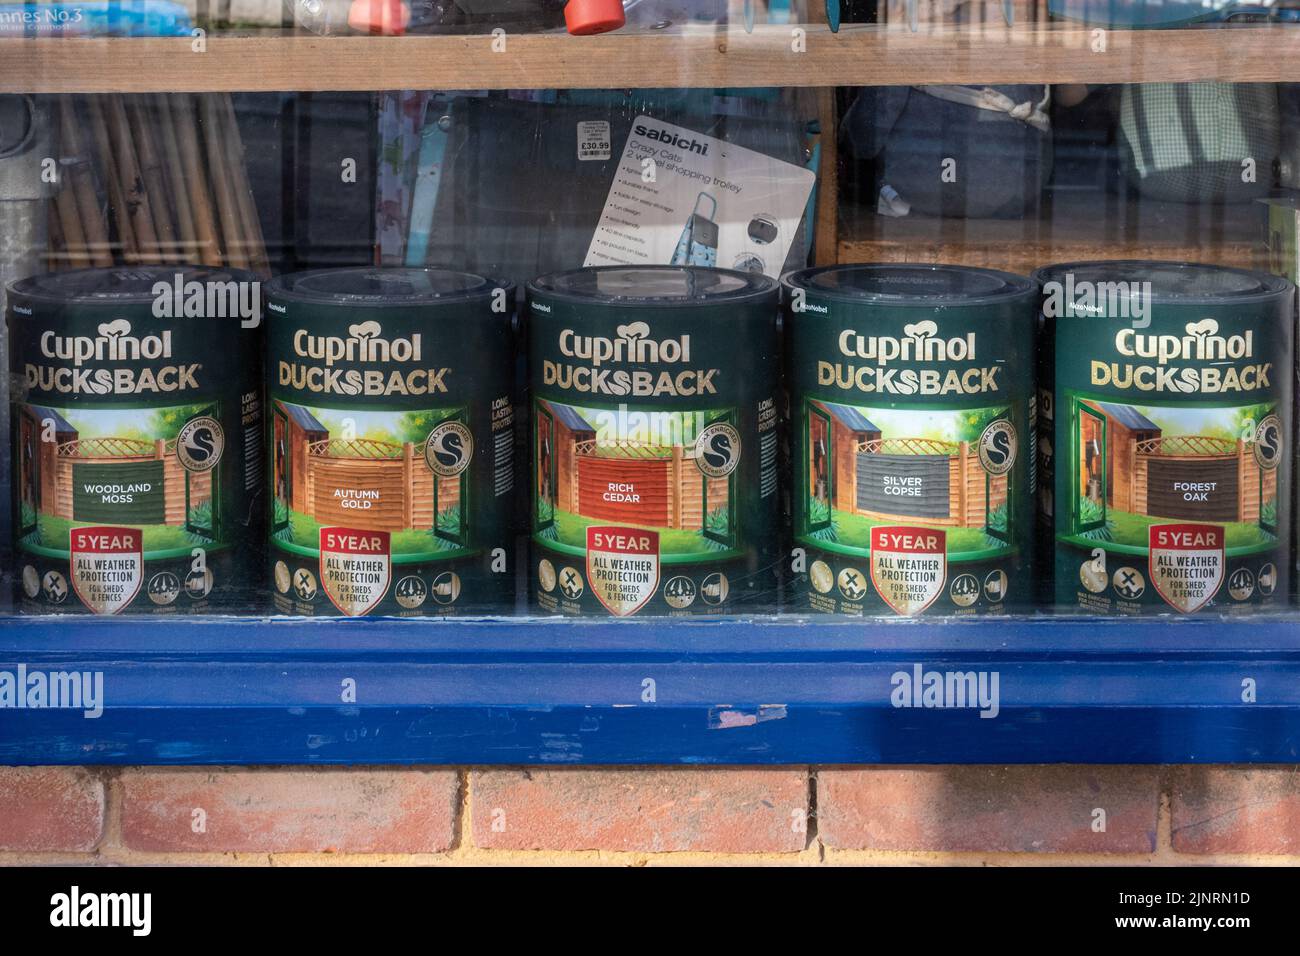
[784,264,1036,616]
[8,266,263,614]
[266,268,515,617]
[1036,261,1293,614]
[527,265,779,616]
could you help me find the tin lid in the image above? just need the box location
[268,267,505,307]
[529,265,777,307]
[784,264,1035,306]
[1032,260,1293,306]
[8,265,253,305]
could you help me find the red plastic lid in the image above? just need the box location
[348,0,411,36]
[564,0,625,35]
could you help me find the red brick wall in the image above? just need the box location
[1,765,1297,863]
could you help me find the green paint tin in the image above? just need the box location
[266,268,515,616]
[1036,260,1293,614]
[527,265,780,616]
[8,266,263,614]
[784,264,1037,616]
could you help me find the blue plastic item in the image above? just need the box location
[0,0,192,36]
[670,191,720,267]
[1049,0,1240,27]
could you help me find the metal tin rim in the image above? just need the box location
[1032,259,1294,307]
[783,263,1037,308]
[528,264,778,309]
[266,267,511,308]
[7,265,258,306]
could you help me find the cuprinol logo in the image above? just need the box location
[819,320,999,396]
[1093,319,1269,394]
[280,320,450,396]
[544,321,720,397]
[838,321,975,364]
[27,320,199,396]
[42,320,172,366]
[294,321,422,365]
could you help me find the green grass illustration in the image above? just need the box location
[547,508,728,555]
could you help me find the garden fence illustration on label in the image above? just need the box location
[536,399,734,547]
[806,400,1009,536]
[1073,399,1277,536]
[272,401,465,543]
[17,405,216,541]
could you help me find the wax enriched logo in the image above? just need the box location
[26,320,199,396]
[694,422,741,478]
[1253,414,1283,471]
[1093,319,1269,394]
[543,321,720,397]
[279,320,450,396]
[424,420,473,477]
[176,416,225,474]
[818,320,1000,396]
[977,420,1017,476]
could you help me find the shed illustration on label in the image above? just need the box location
[320,527,392,616]
[586,526,660,616]
[70,526,143,615]
[870,526,946,615]
[1149,523,1224,613]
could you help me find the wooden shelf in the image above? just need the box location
[838,193,1267,275]
[1,23,1298,93]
